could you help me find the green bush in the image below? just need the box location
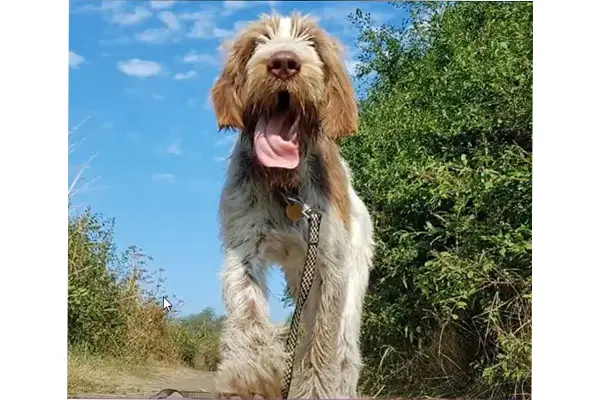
[342,2,532,398]
[68,207,224,370]
[180,308,225,370]
[68,211,126,355]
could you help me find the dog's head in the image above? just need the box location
[211,13,357,170]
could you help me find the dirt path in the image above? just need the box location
[69,363,454,399]
[69,364,216,398]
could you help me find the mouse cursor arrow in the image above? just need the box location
[162,296,173,312]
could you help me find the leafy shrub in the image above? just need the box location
[342,2,532,398]
[68,211,126,355]
[68,207,224,370]
[180,308,225,370]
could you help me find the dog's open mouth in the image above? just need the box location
[253,91,301,170]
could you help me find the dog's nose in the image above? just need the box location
[267,51,301,80]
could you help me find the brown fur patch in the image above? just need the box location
[317,139,351,228]
[211,19,279,130]
[304,21,358,140]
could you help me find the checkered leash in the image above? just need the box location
[280,199,322,400]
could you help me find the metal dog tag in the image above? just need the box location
[286,203,304,221]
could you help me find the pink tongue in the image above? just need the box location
[253,114,299,169]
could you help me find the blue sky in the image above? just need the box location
[68,0,397,323]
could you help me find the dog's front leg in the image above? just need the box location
[215,248,285,399]
[293,255,347,399]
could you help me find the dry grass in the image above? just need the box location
[68,117,223,397]
[67,351,205,396]
[68,352,153,395]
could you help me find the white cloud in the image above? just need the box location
[311,4,394,41]
[69,51,85,69]
[111,6,152,26]
[213,132,239,163]
[213,27,234,38]
[136,11,182,44]
[183,10,232,39]
[149,0,175,10]
[223,1,248,10]
[188,23,234,39]
[179,12,205,21]
[152,173,176,182]
[165,138,182,156]
[316,5,356,23]
[345,59,359,77]
[152,93,165,101]
[76,1,124,13]
[173,70,198,80]
[157,11,181,30]
[183,51,219,66]
[117,59,161,78]
[233,20,250,32]
[187,18,216,39]
[311,4,365,38]
[136,28,173,44]
[222,1,278,16]
[222,1,249,16]
[215,133,237,147]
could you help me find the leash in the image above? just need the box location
[149,388,212,399]
[150,196,321,400]
[280,195,322,400]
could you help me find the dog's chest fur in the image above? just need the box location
[219,134,350,267]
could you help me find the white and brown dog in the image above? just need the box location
[210,12,375,399]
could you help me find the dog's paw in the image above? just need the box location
[214,356,283,400]
[215,392,266,400]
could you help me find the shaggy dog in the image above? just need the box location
[210,12,375,399]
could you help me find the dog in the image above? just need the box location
[210,12,375,399]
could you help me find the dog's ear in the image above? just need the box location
[211,44,244,131]
[318,37,358,140]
